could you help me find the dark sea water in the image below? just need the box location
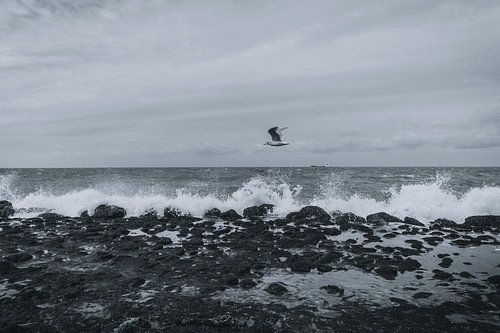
[1,167,500,223]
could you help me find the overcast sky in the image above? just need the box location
[1,0,500,167]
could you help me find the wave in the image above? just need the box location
[1,173,500,223]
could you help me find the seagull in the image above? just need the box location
[264,126,290,146]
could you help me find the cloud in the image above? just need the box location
[1,0,500,166]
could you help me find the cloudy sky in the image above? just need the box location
[1,0,500,167]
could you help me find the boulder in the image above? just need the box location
[0,200,14,218]
[164,207,189,219]
[220,209,242,221]
[38,212,65,221]
[285,206,331,223]
[403,217,425,227]
[464,215,500,230]
[366,212,402,225]
[430,218,458,229]
[6,252,33,263]
[264,282,288,296]
[243,204,274,219]
[203,208,222,219]
[93,204,126,219]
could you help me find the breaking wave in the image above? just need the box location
[1,172,500,223]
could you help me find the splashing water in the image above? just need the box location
[1,169,500,223]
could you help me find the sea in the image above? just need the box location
[1,167,500,224]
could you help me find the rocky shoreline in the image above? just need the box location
[1,201,499,332]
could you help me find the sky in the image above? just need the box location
[1,0,500,167]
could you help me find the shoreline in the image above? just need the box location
[1,203,499,332]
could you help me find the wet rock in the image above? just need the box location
[286,206,331,224]
[430,218,458,229]
[38,212,65,221]
[413,292,433,299]
[288,257,313,273]
[432,269,455,281]
[220,209,242,221]
[464,215,500,230]
[423,236,444,246]
[366,212,402,225]
[94,204,126,219]
[459,271,475,279]
[164,207,190,219]
[264,282,288,296]
[486,275,500,287]
[323,227,341,236]
[374,265,398,280]
[403,217,425,227]
[239,278,257,289]
[79,210,90,219]
[128,276,146,288]
[0,260,17,273]
[334,212,366,230]
[0,200,14,218]
[321,285,344,296]
[401,258,421,271]
[116,317,151,333]
[6,252,33,262]
[243,204,274,219]
[140,209,159,218]
[438,257,453,268]
[203,208,222,219]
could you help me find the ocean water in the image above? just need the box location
[1,167,500,223]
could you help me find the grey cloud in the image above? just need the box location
[1,0,500,166]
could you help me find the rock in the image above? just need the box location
[220,209,242,221]
[38,212,65,221]
[333,212,366,230]
[94,204,126,219]
[366,212,402,225]
[439,257,453,268]
[264,282,288,296]
[289,259,312,273]
[374,265,398,280]
[320,285,344,296]
[239,278,257,289]
[117,317,151,333]
[486,275,500,287]
[164,207,189,219]
[0,200,14,218]
[80,210,90,218]
[413,292,433,299]
[464,215,500,230]
[6,252,33,262]
[432,269,454,281]
[430,218,458,229]
[140,209,159,218]
[128,276,146,288]
[403,217,425,227]
[0,260,17,273]
[203,208,222,219]
[243,204,274,219]
[286,206,331,224]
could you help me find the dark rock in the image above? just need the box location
[319,285,344,296]
[0,200,14,218]
[203,208,222,219]
[38,212,65,220]
[94,204,126,219]
[432,269,455,281]
[128,276,146,288]
[430,218,458,229]
[286,206,331,224]
[6,252,33,262]
[140,209,159,218]
[366,212,402,225]
[438,257,453,268]
[220,209,242,221]
[486,275,500,287]
[289,258,313,273]
[401,258,421,271]
[413,292,433,299]
[243,204,274,219]
[464,215,500,230]
[79,210,90,218]
[0,260,17,273]
[403,217,425,227]
[164,207,190,219]
[374,265,398,280]
[239,278,257,289]
[117,318,151,333]
[264,282,288,296]
[423,236,444,246]
[459,271,475,279]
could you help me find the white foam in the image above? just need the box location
[1,173,500,223]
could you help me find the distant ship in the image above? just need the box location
[310,163,331,168]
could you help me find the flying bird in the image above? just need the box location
[264,126,290,146]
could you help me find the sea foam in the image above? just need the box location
[1,172,500,223]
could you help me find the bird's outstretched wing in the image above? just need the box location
[268,127,281,141]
